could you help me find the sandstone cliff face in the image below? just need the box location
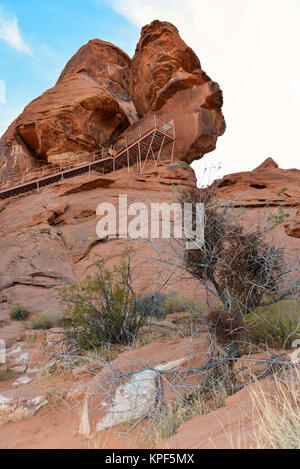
[215,158,300,207]
[0,162,197,324]
[0,40,137,176]
[214,157,300,240]
[131,21,226,164]
[0,20,226,178]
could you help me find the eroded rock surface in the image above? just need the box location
[0,39,137,176]
[0,20,225,178]
[131,21,226,163]
[0,161,198,318]
[285,208,300,238]
[215,157,300,208]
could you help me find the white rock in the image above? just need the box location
[13,375,34,387]
[0,393,49,425]
[79,399,90,438]
[16,353,29,363]
[27,396,48,414]
[11,365,27,374]
[96,357,185,432]
[0,394,12,405]
[8,346,22,356]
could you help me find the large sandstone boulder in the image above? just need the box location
[0,39,137,176]
[0,21,226,178]
[130,21,226,164]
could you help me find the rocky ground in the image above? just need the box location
[0,310,290,449]
[0,155,298,448]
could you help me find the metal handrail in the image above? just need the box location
[0,115,174,193]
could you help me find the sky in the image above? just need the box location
[0,0,299,183]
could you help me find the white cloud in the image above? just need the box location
[107,0,300,180]
[0,9,30,53]
[0,90,28,138]
[0,79,5,103]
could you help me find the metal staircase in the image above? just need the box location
[0,115,175,199]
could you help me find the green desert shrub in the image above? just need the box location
[9,304,29,321]
[59,251,151,350]
[245,299,300,349]
[163,294,201,315]
[30,311,62,330]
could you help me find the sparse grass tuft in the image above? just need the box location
[252,368,300,449]
[87,343,120,363]
[163,294,201,315]
[0,367,15,382]
[136,292,169,320]
[30,311,62,330]
[150,383,228,447]
[9,304,29,321]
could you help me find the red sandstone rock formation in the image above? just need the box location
[0,161,197,316]
[0,20,226,178]
[285,208,300,238]
[214,157,300,208]
[213,158,300,246]
[0,40,137,177]
[130,21,226,164]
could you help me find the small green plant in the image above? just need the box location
[30,311,62,330]
[163,294,201,315]
[245,299,300,348]
[0,364,15,382]
[59,250,151,350]
[40,369,53,382]
[265,206,290,232]
[9,304,29,321]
